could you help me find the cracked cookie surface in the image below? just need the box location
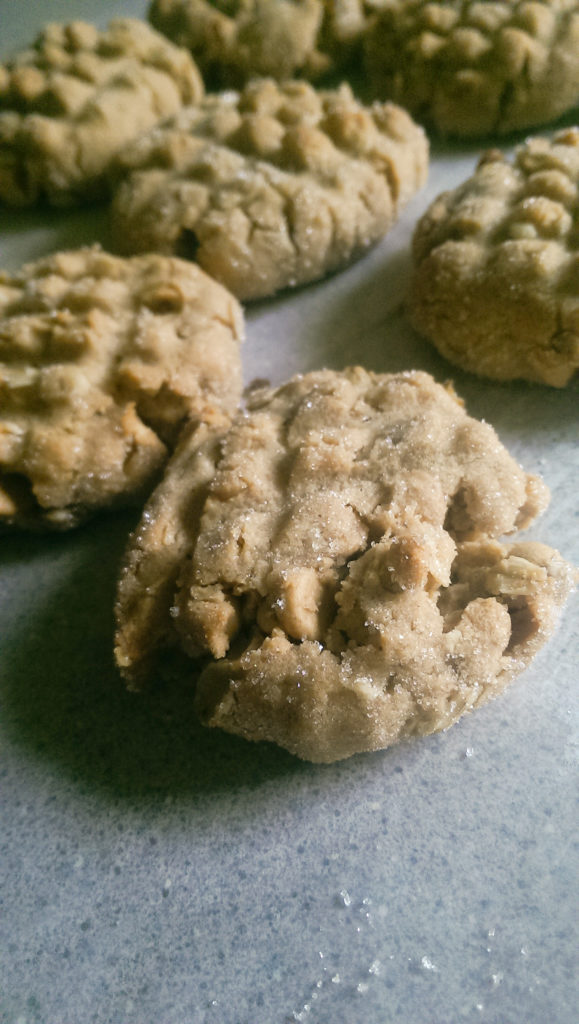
[148,0,372,87]
[115,367,576,763]
[409,128,579,386]
[0,18,203,206]
[0,248,244,530]
[110,78,428,300]
[364,0,579,138]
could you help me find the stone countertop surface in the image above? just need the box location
[1,3,577,1022]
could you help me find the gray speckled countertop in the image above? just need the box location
[1,4,577,1022]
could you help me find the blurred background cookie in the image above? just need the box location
[148,0,373,86]
[364,0,579,137]
[0,18,203,206]
[0,248,243,529]
[409,127,579,386]
[110,78,428,299]
[115,367,576,762]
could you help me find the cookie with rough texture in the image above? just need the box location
[409,128,579,387]
[0,18,203,206]
[110,78,428,300]
[148,0,372,86]
[364,0,579,138]
[0,248,244,530]
[149,0,328,84]
[115,367,576,763]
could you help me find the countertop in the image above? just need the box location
[1,3,577,1022]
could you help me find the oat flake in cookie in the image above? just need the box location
[409,128,579,387]
[115,368,576,763]
[110,78,428,300]
[0,249,243,530]
[0,18,203,206]
[364,0,579,138]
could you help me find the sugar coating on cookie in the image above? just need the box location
[148,0,370,86]
[0,248,244,530]
[110,79,428,300]
[409,128,579,387]
[115,367,576,763]
[364,0,579,138]
[0,18,203,206]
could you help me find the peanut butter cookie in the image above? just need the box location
[0,248,243,530]
[110,78,428,300]
[149,0,327,84]
[115,367,576,762]
[149,0,372,86]
[0,18,203,206]
[409,128,579,386]
[364,0,579,138]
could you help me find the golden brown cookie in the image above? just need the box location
[110,78,428,300]
[0,248,243,530]
[149,0,327,84]
[409,128,579,386]
[0,18,203,206]
[115,367,576,763]
[364,0,579,138]
[148,0,372,86]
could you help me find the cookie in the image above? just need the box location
[0,248,244,530]
[364,0,579,138]
[0,18,203,206]
[149,0,328,84]
[114,367,576,763]
[409,128,579,387]
[148,0,371,87]
[110,78,428,300]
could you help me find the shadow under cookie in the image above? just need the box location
[0,514,301,800]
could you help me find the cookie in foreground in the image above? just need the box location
[115,367,576,763]
[408,128,579,387]
[110,78,428,300]
[0,18,203,206]
[364,0,579,138]
[0,248,243,530]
